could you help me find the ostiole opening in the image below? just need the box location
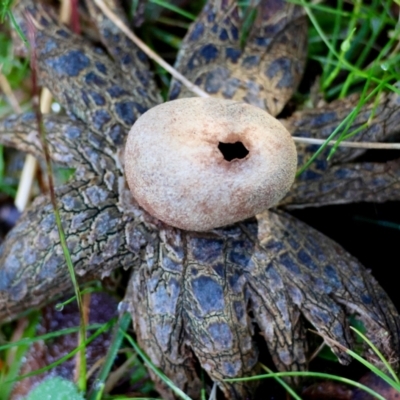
[218,141,249,161]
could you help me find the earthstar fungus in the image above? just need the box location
[124,97,297,231]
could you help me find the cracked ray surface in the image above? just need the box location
[169,0,307,116]
[0,0,399,398]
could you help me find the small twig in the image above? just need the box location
[104,353,137,393]
[292,136,400,149]
[309,329,349,353]
[74,292,90,383]
[308,340,327,363]
[6,317,28,368]
[86,355,105,380]
[59,0,71,25]
[14,155,37,211]
[93,0,210,98]
[0,64,22,113]
[15,88,52,212]
[86,348,132,381]
[0,64,36,212]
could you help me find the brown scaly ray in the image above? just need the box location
[0,0,399,398]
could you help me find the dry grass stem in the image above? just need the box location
[74,292,91,383]
[0,64,36,212]
[15,0,72,212]
[308,340,327,363]
[309,329,349,353]
[86,348,133,382]
[0,65,35,212]
[104,354,137,393]
[86,356,105,380]
[5,317,28,367]
[0,64,22,113]
[93,0,210,98]
[14,155,37,211]
[14,87,53,211]
[292,136,400,149]
[59,0,72,23]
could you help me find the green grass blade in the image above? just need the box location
[296,81,386,176]
[259,364,302,400]
[2,319,115,385]
[348,327,400,385]
[149,0,196,20]
[225,371,387,400]
[151,27,182,49]
[344,349,400,391]
[0,313,39,400]
[321,0,343,84]
[0,323,105,352]
[354,216,400,230]
[25,13,88,387]
[88,313,132,400]
[298,0,399,92]
[123,321,193,400]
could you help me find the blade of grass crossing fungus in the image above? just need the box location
[350,327,400,385]
[123,319,193,400]
[25,11,88,392]
[87,313,131,400]
[259,364,302,400]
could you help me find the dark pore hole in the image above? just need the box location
[218,141,249,161]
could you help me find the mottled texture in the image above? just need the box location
[0,0,399,399]
[125,98,297,231]
[126,210,400,398]
[170,0,307,116]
